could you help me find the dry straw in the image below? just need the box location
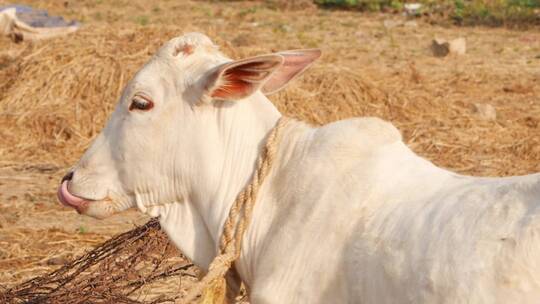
[1,25,539,175]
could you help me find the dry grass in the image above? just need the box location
[0,0,539,302]
[1,0,539,175]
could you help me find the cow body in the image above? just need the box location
[224,117,540,303]
[57,33,540,303]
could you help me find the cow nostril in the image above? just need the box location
[61,171,74,183]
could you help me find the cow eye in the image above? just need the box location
[129,95,154,111]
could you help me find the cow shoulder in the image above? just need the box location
[310,117,402,158]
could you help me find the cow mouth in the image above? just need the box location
[57,181,94,213]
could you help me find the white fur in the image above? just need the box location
[67,33,540,303]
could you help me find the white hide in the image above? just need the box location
[62,33,540,304]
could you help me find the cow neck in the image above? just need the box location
[185,116,291,303]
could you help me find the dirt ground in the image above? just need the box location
[0,0,539,301]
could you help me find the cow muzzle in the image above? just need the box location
[57,171,91,214]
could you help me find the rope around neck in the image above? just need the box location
[184,116,291,304]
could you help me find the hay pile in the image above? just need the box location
[0,26,175,165]
[1,22,539,175]
[0,0,539,302]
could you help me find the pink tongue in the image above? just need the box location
[57,181,86,207]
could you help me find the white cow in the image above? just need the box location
[57,33,540,303]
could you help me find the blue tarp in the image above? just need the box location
[0,4,79,28]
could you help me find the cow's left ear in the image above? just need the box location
[203,49,321,102]
[261,49,321,95]
[204,54,284,102]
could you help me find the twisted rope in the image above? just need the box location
[184,116,291,304]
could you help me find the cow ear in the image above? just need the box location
[205,54,284,101]
[261,49,321,95]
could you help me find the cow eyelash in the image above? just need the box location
[129,95,154,111]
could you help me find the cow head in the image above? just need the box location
[57,32,319,265]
